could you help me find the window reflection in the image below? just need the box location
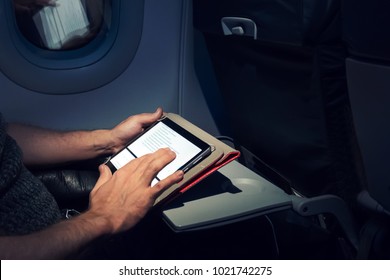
[13,0,111,50]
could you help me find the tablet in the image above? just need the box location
[105,116,212,186]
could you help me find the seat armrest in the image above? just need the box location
[32,157,105,211]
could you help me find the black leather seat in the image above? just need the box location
[33,158,104,212]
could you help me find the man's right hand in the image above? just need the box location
[87,148,184,234]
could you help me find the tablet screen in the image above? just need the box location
[107,118,211,185]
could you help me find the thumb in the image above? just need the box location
[137,107,163,127]
[92,164,113,193]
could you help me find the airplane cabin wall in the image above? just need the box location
[0,0,221,135]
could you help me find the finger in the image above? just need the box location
[141,148,176,179]
[121,148,176,185]
[125,147,176,172]
[91,164,113,194]
[151,170,184,198]
[133,107,163,128]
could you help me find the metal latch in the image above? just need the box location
[221,17,258,40]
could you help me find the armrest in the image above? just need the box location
[35,169,98,211]
[32,157,104,211]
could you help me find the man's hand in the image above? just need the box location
[109,107,164,154]
[6,107,166,166]
[0,148,183,259]
[87,148,183,234]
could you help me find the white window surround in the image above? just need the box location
[0,0,144,94]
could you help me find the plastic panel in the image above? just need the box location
[162,160,291,231]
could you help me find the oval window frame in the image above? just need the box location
[0,0,144,94]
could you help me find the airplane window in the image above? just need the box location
[1,0,144,94]
[13,0,111,50]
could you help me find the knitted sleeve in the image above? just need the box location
[0,114,61,235]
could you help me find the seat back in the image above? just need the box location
[343,0,390,213]
[193,0,361,203]
[342,0,390,259]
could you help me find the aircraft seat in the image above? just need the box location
[342,0,390,258]
[162,0,362,258]
[191,0,361,204]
